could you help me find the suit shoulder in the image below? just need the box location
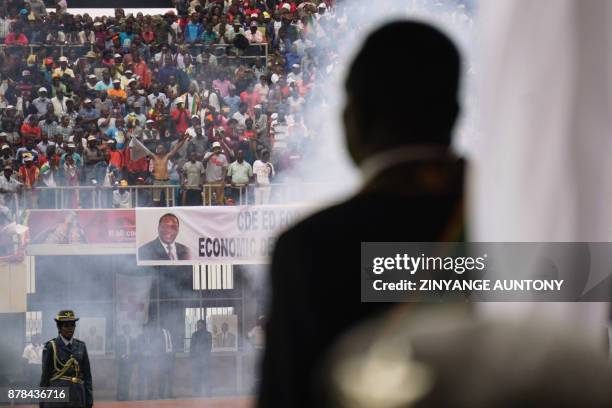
[140,239,158,249]
[176,242,189,251]
[278,200,358,241]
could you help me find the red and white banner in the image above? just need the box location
[26,209,135,255]
[136,205,310,266]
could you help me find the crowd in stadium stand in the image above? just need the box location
[0,0,339,213]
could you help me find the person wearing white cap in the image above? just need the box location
[79,98,99,126]
[53,56,75,78]
[253,104,268,139]
[253,150,274,205]
[108,79,127,101]
[32,87,50,115]
[143,119,159,141]
[83,135,105,177]
[203,141,229,205]
[85,74,98,93]
[246,21,264,43]
[0,164,20,210]
[18,152,39,204]
[51,89,68,119]
[0,144,14,171]
[287,63,302,83]
[120,70,135,90]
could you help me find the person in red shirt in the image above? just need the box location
[124,141,150,183]
[4,24,29,46]
[20,115,41,140]
[18,154,39,207]
[141,25,155,44]
[171,100,191,136]
[106,139,124,171]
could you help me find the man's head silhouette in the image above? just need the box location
[344,21,461,165]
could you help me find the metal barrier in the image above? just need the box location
[3,181,321,217]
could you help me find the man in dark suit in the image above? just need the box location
[258,21,465,408]
[190,320,212,397]
[138,213,191,261]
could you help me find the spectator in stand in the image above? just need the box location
[108,79,127,102]
[0,144,14,170]
[181,151,204,206]
[4,23,28,45]
[246,21,265,43]
[184,13,203,43]
[60,142,83,168]
[171,99,191,136]
[53,56,75,79]
[32,87,50,116]
[38,113,58,141]
[233,102,249,128]
[50,89,68,118]
[151,134,188,206]
[227,149,253,203]
[113,179,132,208]
[0,0,370,209]
[0,165,20,212]
[62,154,80,208]
[253,150,274,205]
[18,153,38,207]
[36,132,55,156]
[21,114,41,140]
[202,141,227,205]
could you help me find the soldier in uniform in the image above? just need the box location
[40,310,93,408]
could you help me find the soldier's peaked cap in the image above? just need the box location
[55,310,79,322]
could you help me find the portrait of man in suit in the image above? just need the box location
[214,322,237,348]
[138,213,191,261]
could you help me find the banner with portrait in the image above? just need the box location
[135,205,310,266]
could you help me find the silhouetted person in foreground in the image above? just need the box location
[258,21,465,408]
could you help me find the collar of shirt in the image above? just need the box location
[159,238,176,258]
[59,335,72,346]
[359,145,453,186]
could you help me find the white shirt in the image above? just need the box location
[159,238,177,260]
[0,175,20,193]
[232,111,249,127]
[51,97,68,118]
[113,190,131,208]
[253,160,274,186]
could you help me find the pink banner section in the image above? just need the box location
[27,209,135,245]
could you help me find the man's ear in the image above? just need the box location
[343,101,367,167]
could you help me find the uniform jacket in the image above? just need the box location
[40,336,93,408]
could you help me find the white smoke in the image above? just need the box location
[290,0,477,207]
